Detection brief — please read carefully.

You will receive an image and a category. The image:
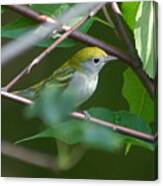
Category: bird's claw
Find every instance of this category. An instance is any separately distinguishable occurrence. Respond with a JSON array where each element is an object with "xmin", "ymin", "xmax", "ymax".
[{"xmin": 82, "ymin": 110, "xmax": 91, "ymax": 120}]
